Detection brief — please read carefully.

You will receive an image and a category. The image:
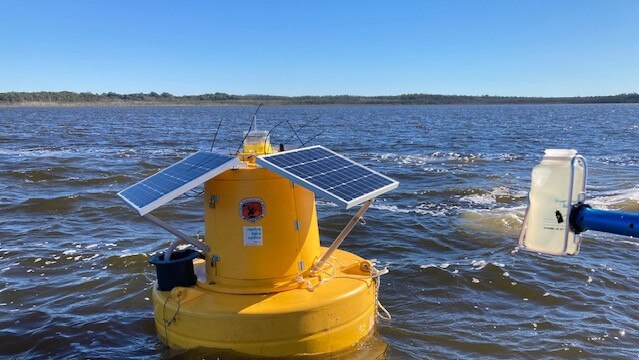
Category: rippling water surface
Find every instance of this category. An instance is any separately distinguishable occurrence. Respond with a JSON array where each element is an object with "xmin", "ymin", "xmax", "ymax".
[{"xmin": 1, "ymin": 105, "xmax": 638, "ymax": 359}]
